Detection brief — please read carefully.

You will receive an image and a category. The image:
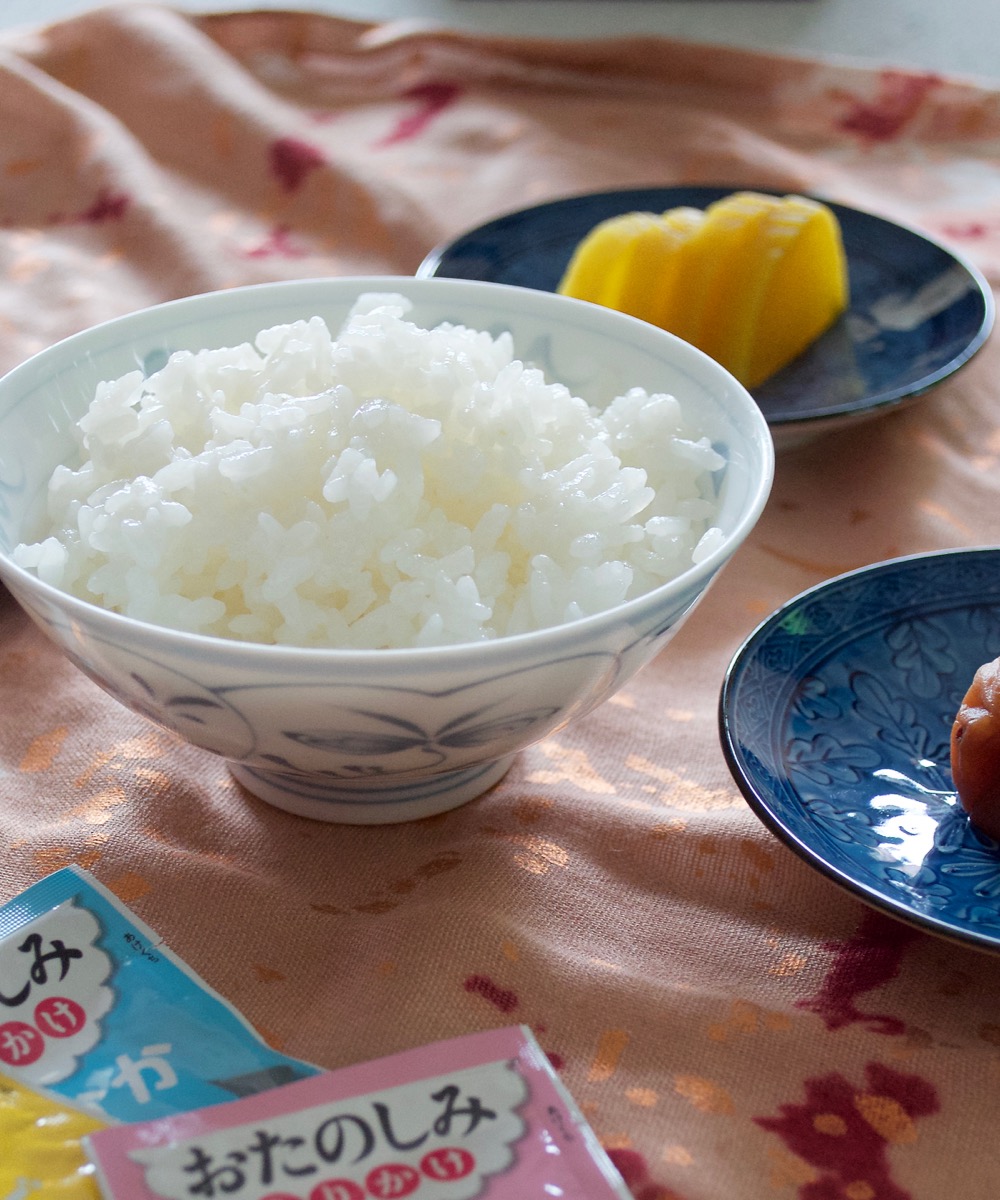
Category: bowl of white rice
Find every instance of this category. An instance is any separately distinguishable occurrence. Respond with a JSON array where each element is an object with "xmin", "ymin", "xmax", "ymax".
[{"xmin": 0, "ymin": 277, "xmax": 773, "ymax": 823}]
